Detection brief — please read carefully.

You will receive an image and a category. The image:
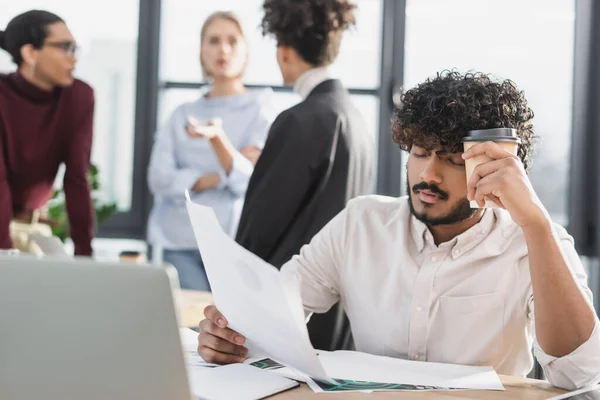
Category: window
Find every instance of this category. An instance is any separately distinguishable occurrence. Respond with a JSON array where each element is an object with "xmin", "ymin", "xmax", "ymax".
[
  {"xmin": 0, "ymin": 1, "xmax": 140, "ymax": 212},
  {"xmin": 403, "ymin": 0, "xmax": 576, "ymax": 224},
  {"xmin": 160, "ymin": 0, "xmax": 382, "ymax": 88},
  {"xmin": 159, "ymin": 0, "xmax": 382, "ymax": 186}
]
